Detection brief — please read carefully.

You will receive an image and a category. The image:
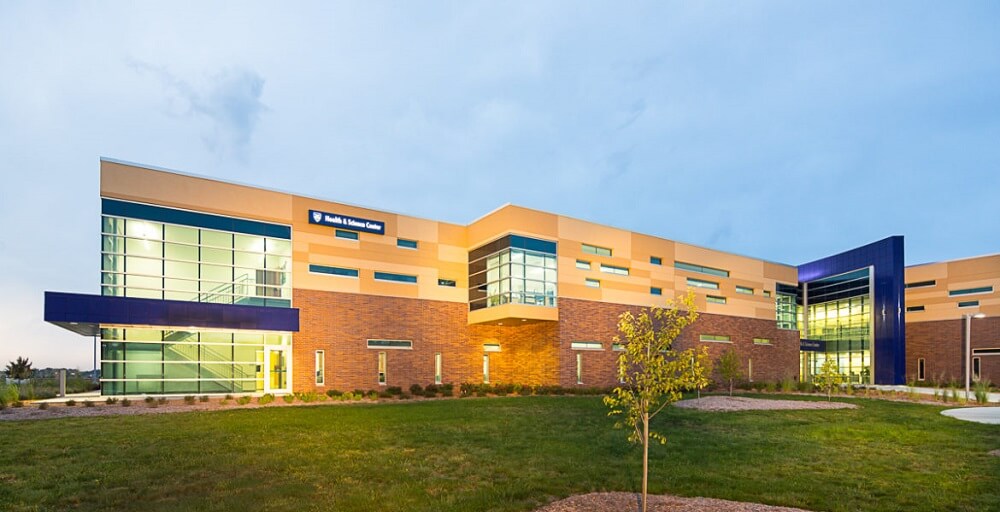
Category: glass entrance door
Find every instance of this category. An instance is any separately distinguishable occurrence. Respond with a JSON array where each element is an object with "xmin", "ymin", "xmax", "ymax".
[{"xmin": 264, "ymin": 347, "xmax": 290, "ymax": 394}]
